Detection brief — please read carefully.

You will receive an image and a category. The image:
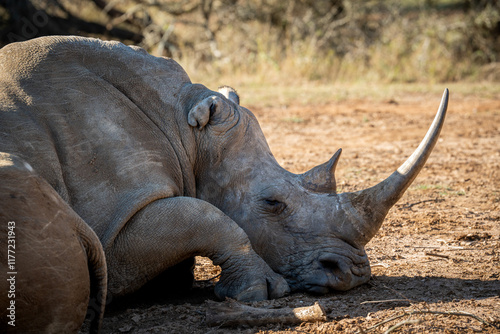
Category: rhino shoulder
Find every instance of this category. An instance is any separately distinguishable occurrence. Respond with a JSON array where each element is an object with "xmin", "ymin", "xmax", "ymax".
[{"xmin": 0, "ymin": 35, "xmax": 191, "ymax": 87}]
